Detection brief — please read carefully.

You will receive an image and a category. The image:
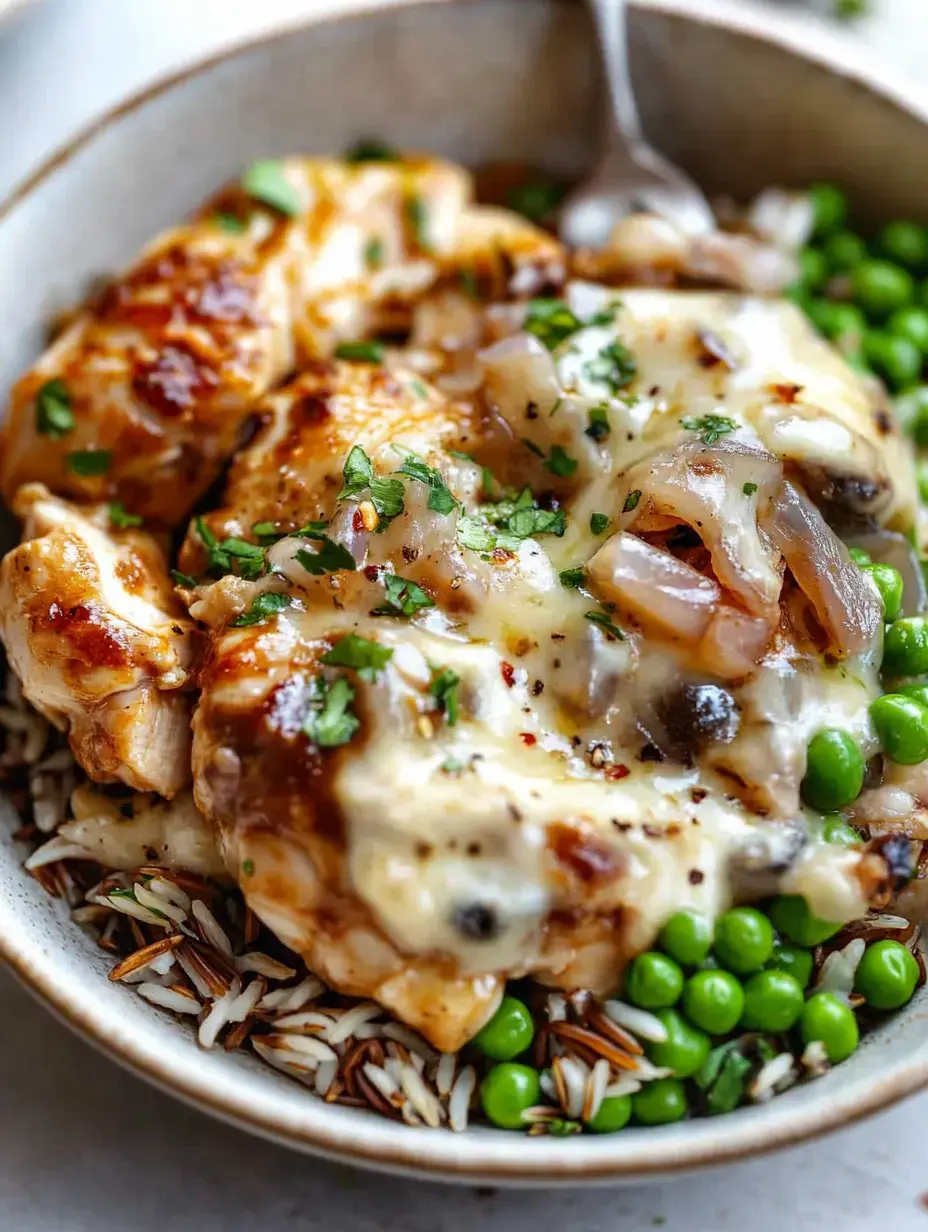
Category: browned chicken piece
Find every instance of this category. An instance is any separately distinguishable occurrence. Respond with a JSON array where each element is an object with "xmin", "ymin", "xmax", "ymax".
[{"xmin": 0, "ymin": 484, "xmax": 198, "ymax": 796}]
